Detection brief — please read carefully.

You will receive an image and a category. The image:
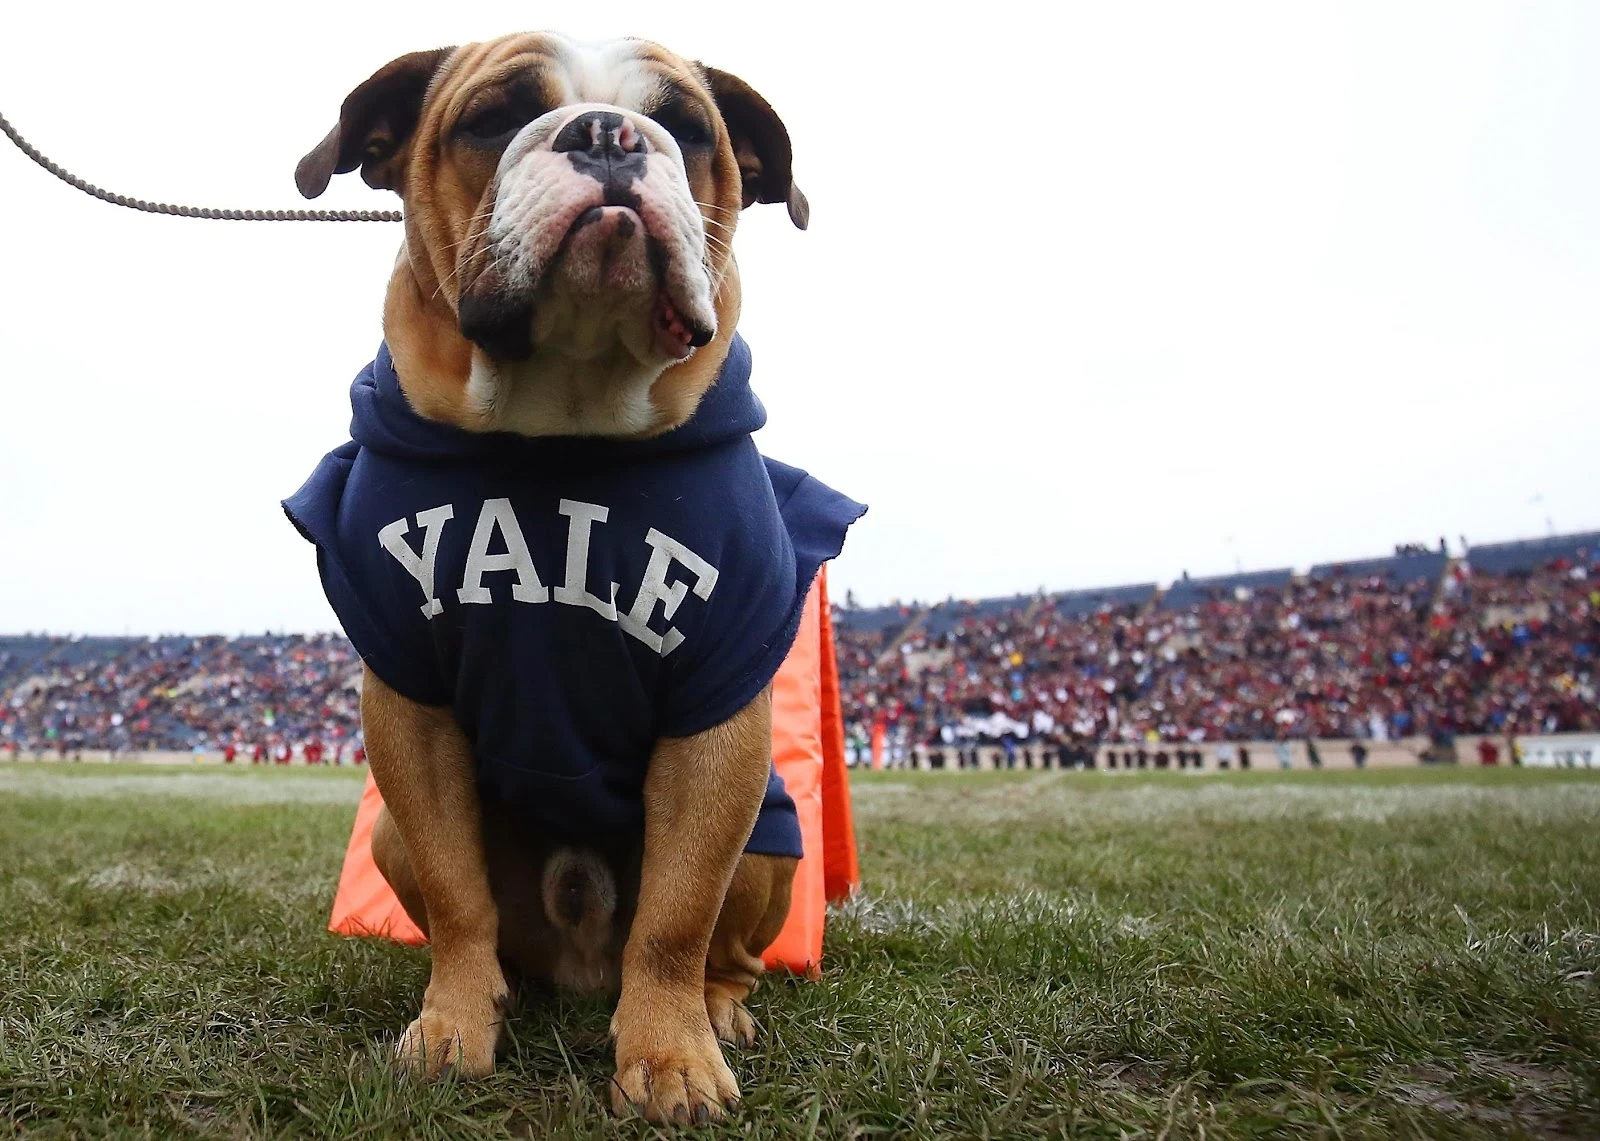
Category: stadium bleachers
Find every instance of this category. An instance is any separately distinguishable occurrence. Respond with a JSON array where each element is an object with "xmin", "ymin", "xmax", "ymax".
[
  {"xmin": 1053, "ymin": 583, "xmax": 1159, "ymax": 617},
  {"xmin": 921, "ymin": 593, "xmax": 1035, "ymax": 637},
  {"xmin": 1157, "ymin": 568, "xmax": 1295, "ymax": 611},
  {"xmin": 834, "ymin": 604, "xmax": 918, "ymax": 636},
  {"xmin": 1308, "ymin": 551, "xmax": 1449, "ymax": 586},
  {"xmin": 1466, "ymin": 532, "xmax": 1600, "ymax": 576},
  {"xmin": 835, "ymin": 585, "xmax": 1159, "ymax": 637}
]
